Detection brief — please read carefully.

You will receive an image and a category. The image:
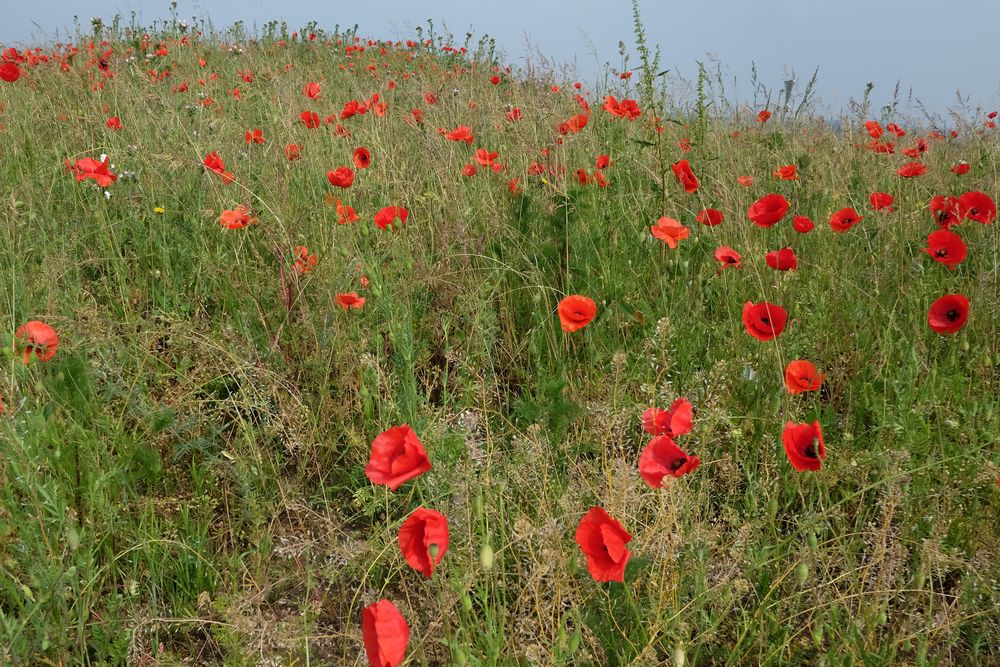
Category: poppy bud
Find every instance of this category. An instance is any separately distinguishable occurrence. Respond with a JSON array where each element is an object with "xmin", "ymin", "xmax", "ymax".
[
  {"xmin": 452, "ymin": 645, "xmax": 468, "ymax": 665},
  {"xmin": 766, "ymin": 497, "xmax": 778, "ymax": 518},
  {"xmin": 961, "ymin": 338, "xmax": 970, "ymax": 352},
  {"xmin": 795, "ymin": 561, "xmax": 809, "ymax": 585},
  {"xmin": 472, "ymin": 494, "xmax": 483, "ymax": 519},
  {"xmin": 461, "ymin": 593, "xmax": 473, "ymax": 612},
  {"xmin": 673, "ymin": 643, "xmax": 686, "ymax": 667},
  {"xmin": 812, "ymin": 625, "xmax": 824, "ymax": 644},
  {"xmin": 807, "ymin": 531, "xmax": 818, "ymax": 549},
  {"xmin": 568, "ymin": 632, "xmax": 581, "ymax": 655},
  {"xmin": 480, "ymin": 542, "xmax": 494, "ymax": 570}
]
